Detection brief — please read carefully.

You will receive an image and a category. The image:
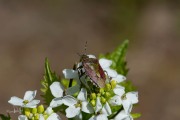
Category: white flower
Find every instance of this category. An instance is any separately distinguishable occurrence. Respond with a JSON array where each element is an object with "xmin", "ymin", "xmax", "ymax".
[
  {"xmin": 109, "ymin": 86, "xmax": 138, "ymax": 113},
  {"xmin": 114, "ymin": 110, "xmax": 133, "ymax": 120},
  {"xmin": 99, "ymin": 58, "xmax": 126, "ymax": 83},
  {"xmin": 8, "ymin": 90, "xmax": 40, "ymax": 108},
  {"xmin": 89, "ymin": 97, "xmax": 112, "ymax": 120},
  {"xmin": 63, "ymin": 88, "xmax": 94, "ymax": 118},
  {"xmin": 49, "ymin": 82, "xmax": 64, "ymax": 108}
]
